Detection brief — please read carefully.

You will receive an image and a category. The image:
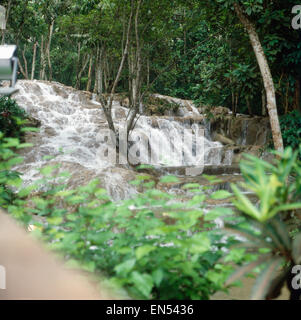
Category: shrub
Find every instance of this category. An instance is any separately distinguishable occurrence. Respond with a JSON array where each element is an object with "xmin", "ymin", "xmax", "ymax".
[
  {"xmin": 0, "ymin": 96, "xmax": 27, "ymax": 138},
  {"xmin": 10, "ymin": 170, "xmax": 234, "ymax": 299},
  {"xmin": 280, "ymin": 110, "xmax": 301, "ymax": 157}
]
